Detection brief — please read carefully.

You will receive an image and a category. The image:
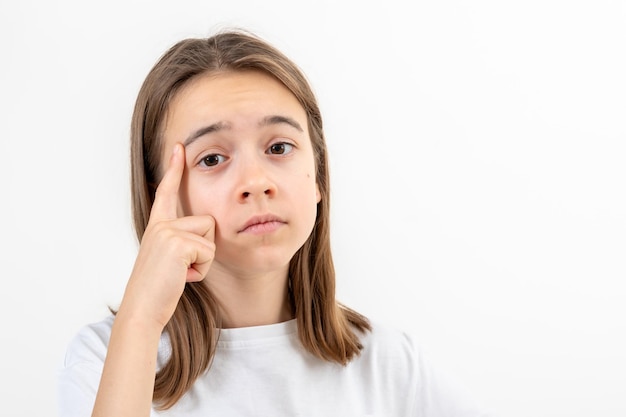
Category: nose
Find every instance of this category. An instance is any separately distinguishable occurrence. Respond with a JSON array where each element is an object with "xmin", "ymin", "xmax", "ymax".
[{"xmin": 235, "ymin": 158, "xmax": 277, "ymax": 203}]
